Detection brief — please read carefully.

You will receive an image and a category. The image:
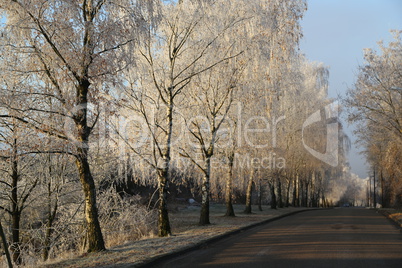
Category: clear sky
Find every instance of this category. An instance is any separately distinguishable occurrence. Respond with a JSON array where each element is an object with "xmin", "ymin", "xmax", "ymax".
[{"xmin": 300, "ymin": 0, "xmax": 402, "ymax": 178}]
